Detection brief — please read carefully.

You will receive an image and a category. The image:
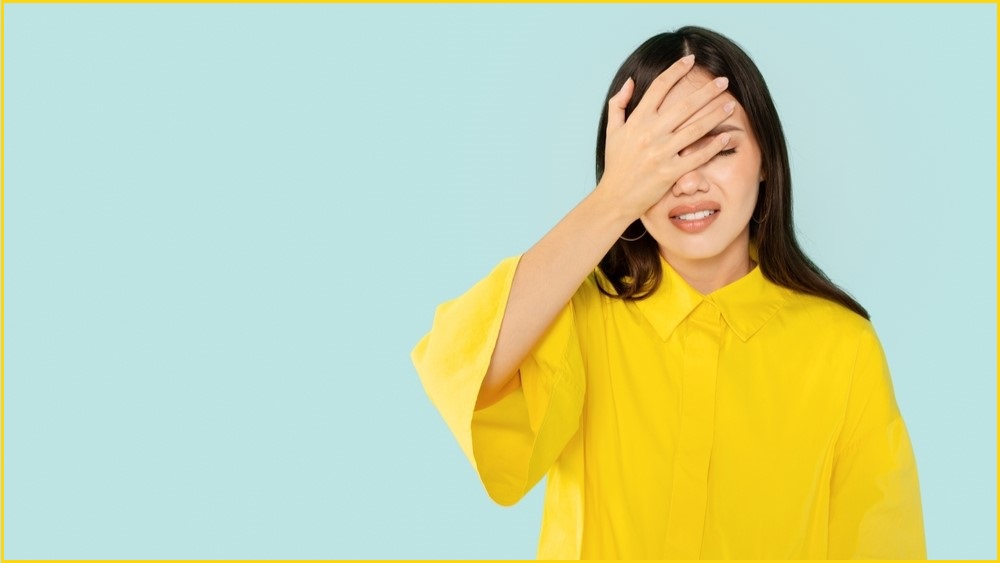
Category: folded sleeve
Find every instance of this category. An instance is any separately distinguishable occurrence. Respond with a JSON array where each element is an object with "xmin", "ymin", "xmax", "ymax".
[
  {"xmin": 411, "ymin": 254, "xmax": 587, "ymax": 506},
  {"xmin": 828, "ymin": 324, "xmax": 927, "ymax": 559}
]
